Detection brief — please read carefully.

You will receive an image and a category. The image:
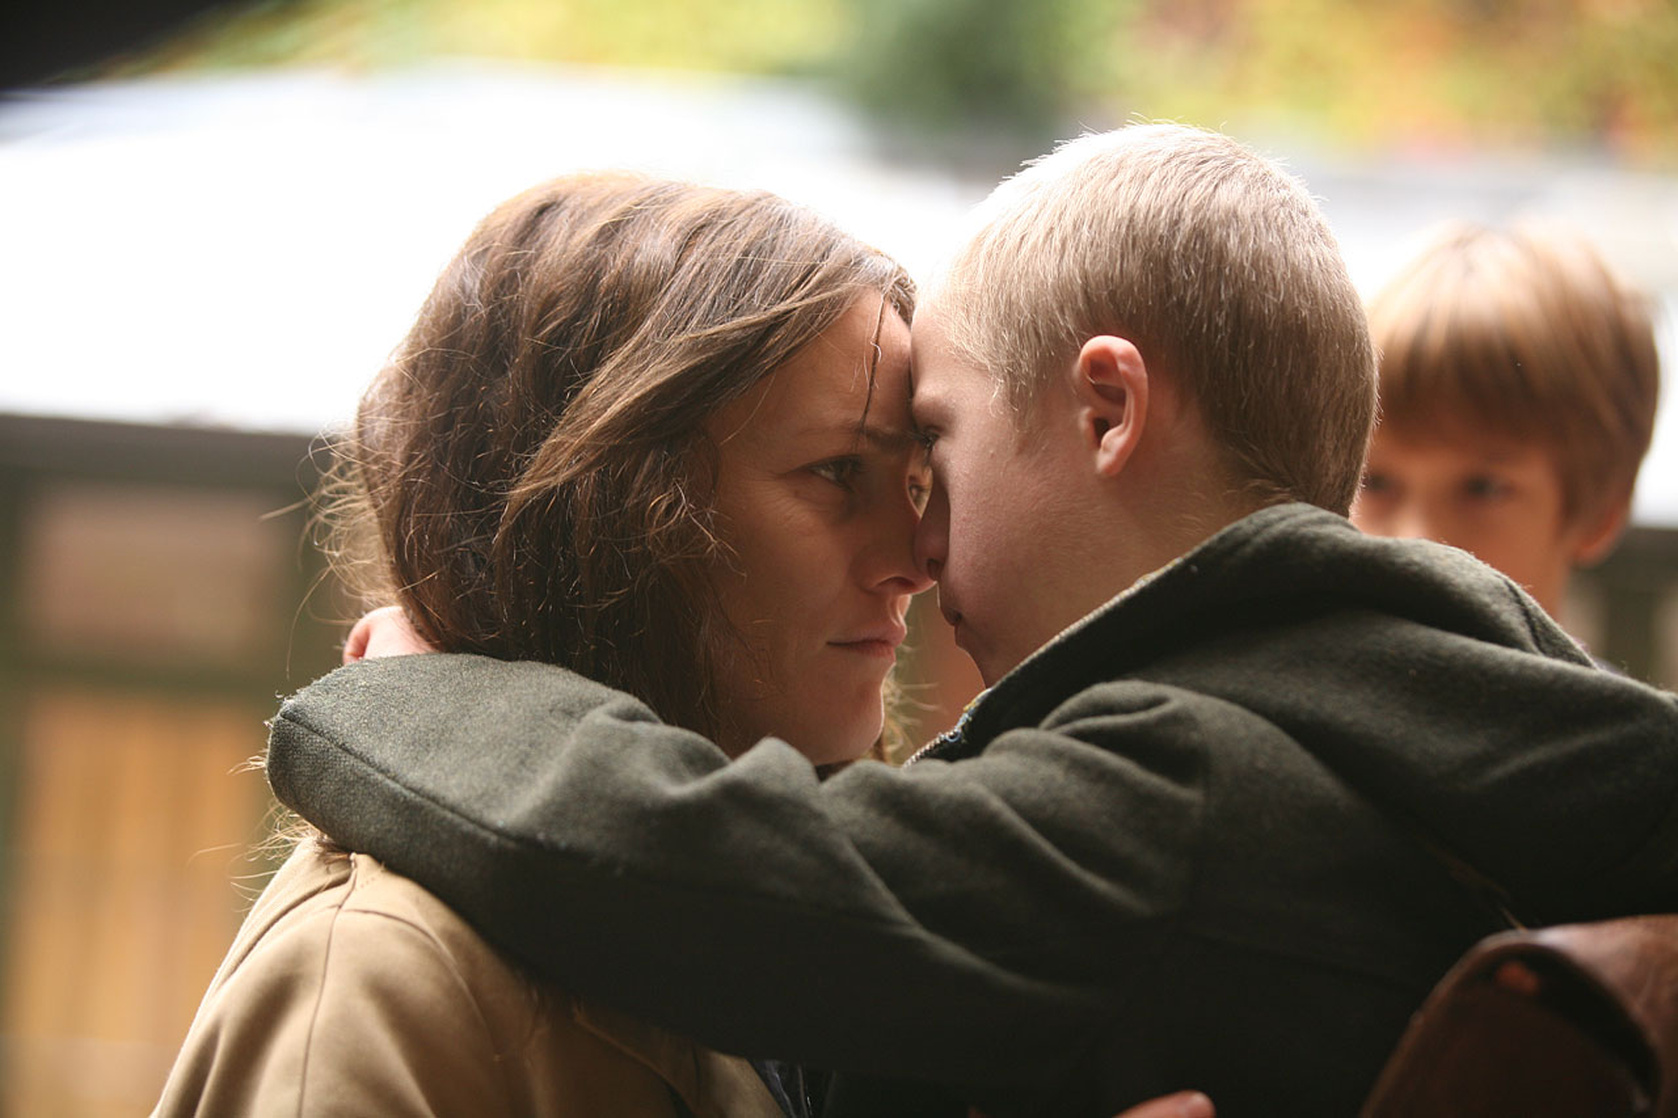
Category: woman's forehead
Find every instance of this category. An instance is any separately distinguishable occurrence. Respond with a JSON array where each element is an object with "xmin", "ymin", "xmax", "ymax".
[{"xmin": 710, "ymin": 298, "xmax": 911, "ymax": 443}]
